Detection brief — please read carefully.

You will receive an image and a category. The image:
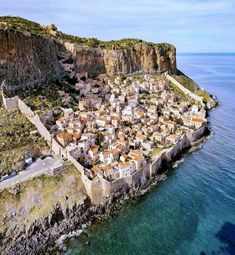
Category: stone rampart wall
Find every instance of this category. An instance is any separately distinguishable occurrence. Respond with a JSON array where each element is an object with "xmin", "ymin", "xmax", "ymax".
[
  {"xmin": 186, "ymin": 126, "xmax": 206, "ymax": 142},
  {"xmin": 166, "ymin": 74, "xmax": 204, "ymax": 105},
  {"xmin": 131, "ymin": 168, "xmax": 145, "ymax": 186},
  {"xmin": 18, "ymin": 98, "xmax": 52, "ymax": 144},
  {"xmin": 149, "ymin": 152, "xmax": 166, "ymax": 177},
  {"xmin": 101, "ymin": 178, "xmax": 124, "ymax": 197},
  {"xmin": 2, "ymin": 94, "xmax": 18, "ymax": 111},
  {"xmin": 150, "ymin": 126, "xmax": 207, "ymax": 176}
]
